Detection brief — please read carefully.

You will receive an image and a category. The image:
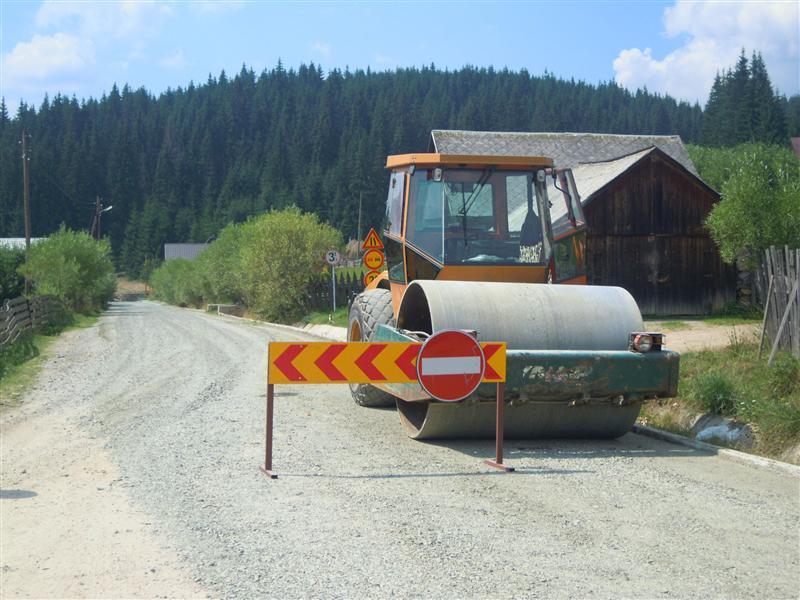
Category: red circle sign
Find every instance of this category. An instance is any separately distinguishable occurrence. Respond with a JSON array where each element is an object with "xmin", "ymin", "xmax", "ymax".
[{"xmin": 417, "ymin": 330, "xmax": 485, "ymax": 402}]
